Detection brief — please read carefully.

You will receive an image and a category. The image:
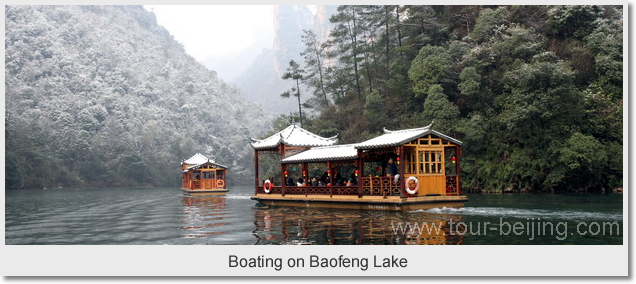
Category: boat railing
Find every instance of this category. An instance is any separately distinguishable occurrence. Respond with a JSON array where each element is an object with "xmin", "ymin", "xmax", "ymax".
[
  {"xmin": 257, "ymin": 185, "xmax": 359, "ymax": 195},
  {"xmin": 256, "ymin": 176, "xmax": 402, "ymax": 197},
  {"xmin": 183, "ymin": 179, "xmax": 200, "ymax": 189},
  {"xmin": 361, "ymin": 176, "xmax": 401, "ymax": 196},
  {"xmin": 446, "ymin": 175, "xmax": 459, "ymax": 195},
  {"xmin": 257, "ymin": 176, "xmax": 459, "ymax": 196}
]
